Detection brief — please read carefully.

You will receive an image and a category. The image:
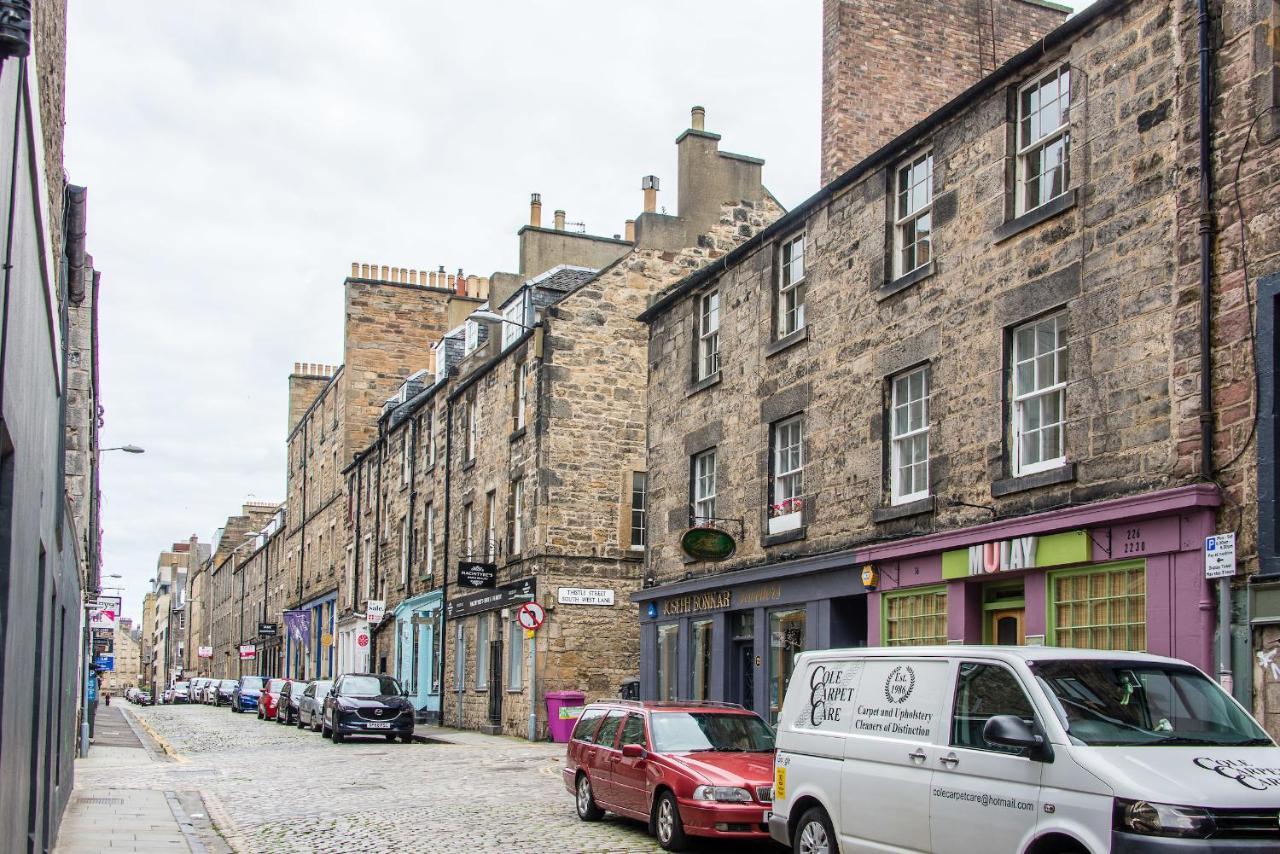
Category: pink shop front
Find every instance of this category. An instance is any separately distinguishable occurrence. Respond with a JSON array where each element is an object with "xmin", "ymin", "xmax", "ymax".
[{"xmin": 861, "ymin": 485, "xmax": 1220, "ymax": 673}]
